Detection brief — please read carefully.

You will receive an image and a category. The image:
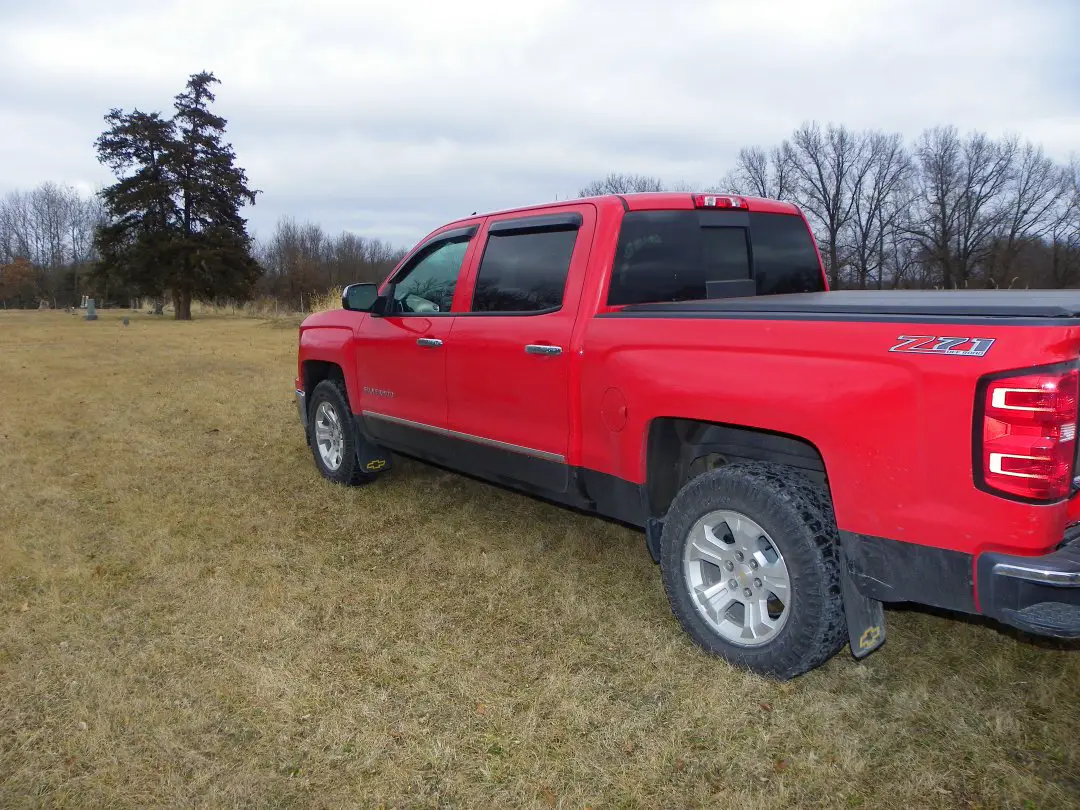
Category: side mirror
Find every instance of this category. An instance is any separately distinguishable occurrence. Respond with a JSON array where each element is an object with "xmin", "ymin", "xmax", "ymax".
[
  {"xmin": 342, "ymin": 283, "xmax": 378, "ymax": 312},
  {"xmin": 370, "ymin": 283, "xmax": 397, "ymax": 317}
]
